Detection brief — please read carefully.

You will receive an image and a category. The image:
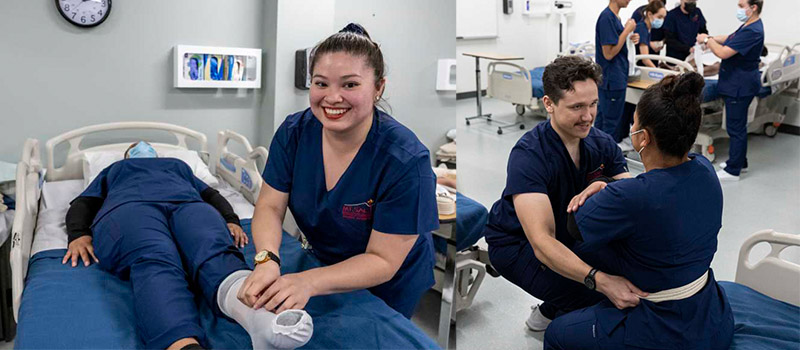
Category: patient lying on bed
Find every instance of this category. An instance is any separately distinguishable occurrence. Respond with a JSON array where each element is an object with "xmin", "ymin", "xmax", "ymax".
[{"xmin": 64, "ymin": 141, "xmax": 313, "ymax": 350}]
